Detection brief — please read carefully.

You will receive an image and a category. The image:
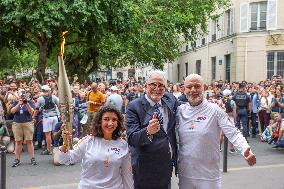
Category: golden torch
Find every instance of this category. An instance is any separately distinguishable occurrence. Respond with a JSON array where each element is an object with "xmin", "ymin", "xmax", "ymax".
[{"xmin": 57, "ymin": 31, "xmax": 74, "ymax": 149}]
